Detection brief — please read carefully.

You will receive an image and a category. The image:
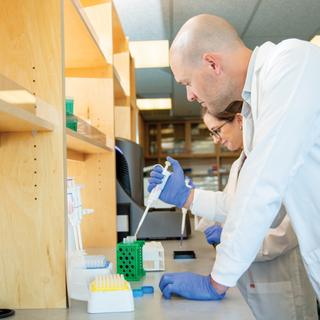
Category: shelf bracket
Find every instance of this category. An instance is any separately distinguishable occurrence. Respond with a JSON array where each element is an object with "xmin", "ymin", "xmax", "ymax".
[{"xmin": 32, "ymin": 129, "xmax": 37, "ymax": 138}]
